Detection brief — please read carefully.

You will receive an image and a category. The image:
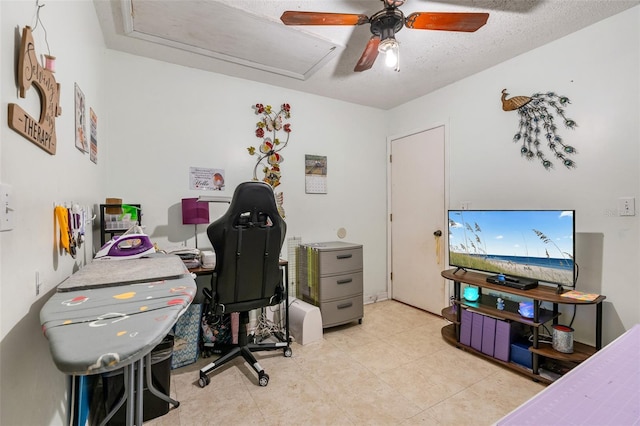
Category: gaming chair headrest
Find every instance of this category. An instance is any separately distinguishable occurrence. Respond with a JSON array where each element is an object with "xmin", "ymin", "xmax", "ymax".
[
  {"xmin": 226, "ymin": 181, "xmax": 280, "ymax": 222},
  {"xmin": 207, "ymin": 181, "xmax": 286, "ymax": 250}
]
